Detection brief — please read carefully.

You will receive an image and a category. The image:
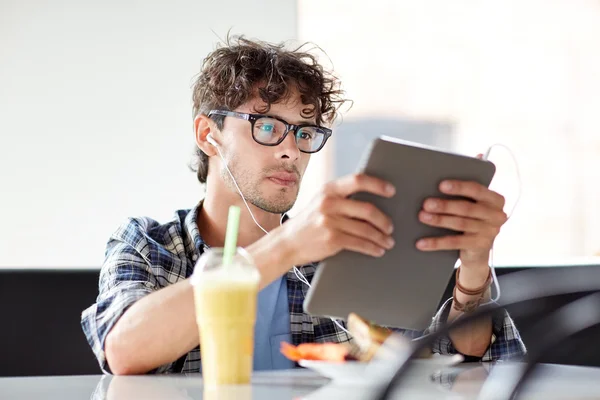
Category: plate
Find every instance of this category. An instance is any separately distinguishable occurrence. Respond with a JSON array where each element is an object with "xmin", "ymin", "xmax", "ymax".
[{"xmin": 298, "ymin": 354, "xmax": 463, "ymax": 385}]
